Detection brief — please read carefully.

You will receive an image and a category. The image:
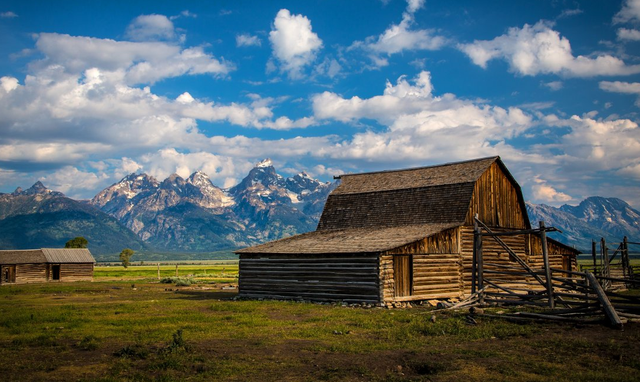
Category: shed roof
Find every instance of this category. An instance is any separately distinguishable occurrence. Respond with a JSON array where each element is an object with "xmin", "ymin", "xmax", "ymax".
[
  {"xmin": 236, "ymin": 223, "xmax": 459, "ymax": 254},
  {"xmin": 0, "ymin": 248, "xmax": 95, "ymax": 264},
  {"xmin": 0, "ymin": 249, "xmax": 47, "ymax": 265},
  {"xmin": 42, "ymin": 248, "xmax": 95, "ymax": 263}
]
